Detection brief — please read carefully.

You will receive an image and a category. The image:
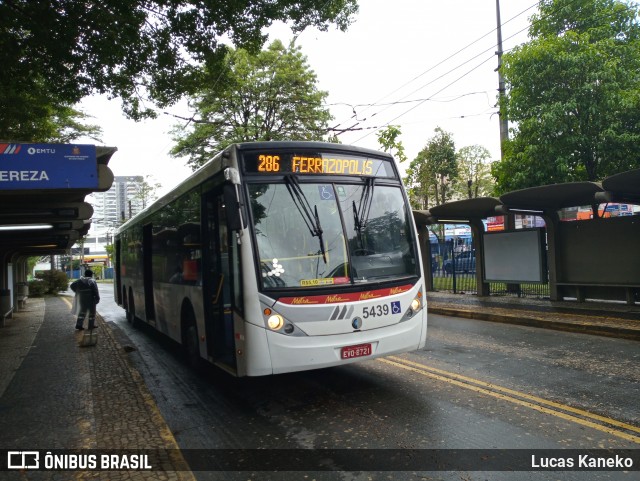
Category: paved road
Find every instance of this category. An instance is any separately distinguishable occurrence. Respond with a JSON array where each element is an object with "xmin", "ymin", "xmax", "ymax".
[{"xmin": 96, "ymin": 283, "xmax": 640, "ymax": 480}]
